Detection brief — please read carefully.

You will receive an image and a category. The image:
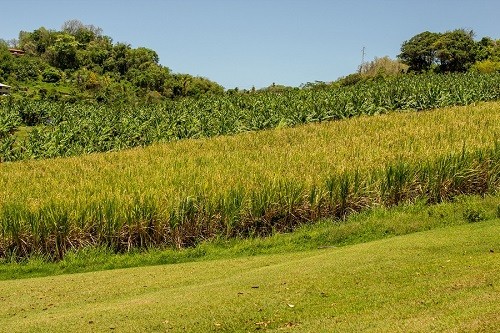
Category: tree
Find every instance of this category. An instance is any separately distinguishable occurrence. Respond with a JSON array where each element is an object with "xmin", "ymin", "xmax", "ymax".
[
  {"xmin": 433, "ymin": 29, "xmax": 476, "ymax": 72},
  {"xmin": 1, "ymin": 22, "xmax": 225, "ymax": 102},
  {"xmin": 103, "ymin": 43, "xmax": 131, "ymax": 75},
  {"xmin": 0, "ymin": 44, "xmax": 13, "ymax": 81},
  {"xmin": 87, "ymin": 37, "xmax": 113, "ymax": 66},
  {"xmin": 398, "ymin": 31, "xmax": 441, "ymax": 72},
  {"xmin": 19, "ymin": 27, "xmax": 57, "ymax": 56},
  {"xmin": 399, "ymin": 29, "xmax": 483, "ymax": 73},
  {"xmin": 76, "ymin": 37, "xmax": 113, "ymax": 72},
  {"xmin": 62, "ymin": 19, "xmax": 102, "ymax": 44},
  {"xmin": 61, "ymin": 19, "xmax": 87, "ymax": 35},
  {"xmin": 10, "ymin": 56, "xmax": 46, "ymax": 82},
  {"xmin": 475, "ymin": 37, "xmax": 500, "ymax": 62},
  {"xmin": 47, "ymin": 33, "xmax": 79, "ymax": 69},
  {"xmin": 126, "ymin": 62, "xmax": 170, "ymax": 91},
  {"xmin": 42, "ymin": 67, "xmax": 62, "ymax": 83},
  {"xmin": 126, "ymin": 47, "xmax": 159, "ymax": 69}
]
